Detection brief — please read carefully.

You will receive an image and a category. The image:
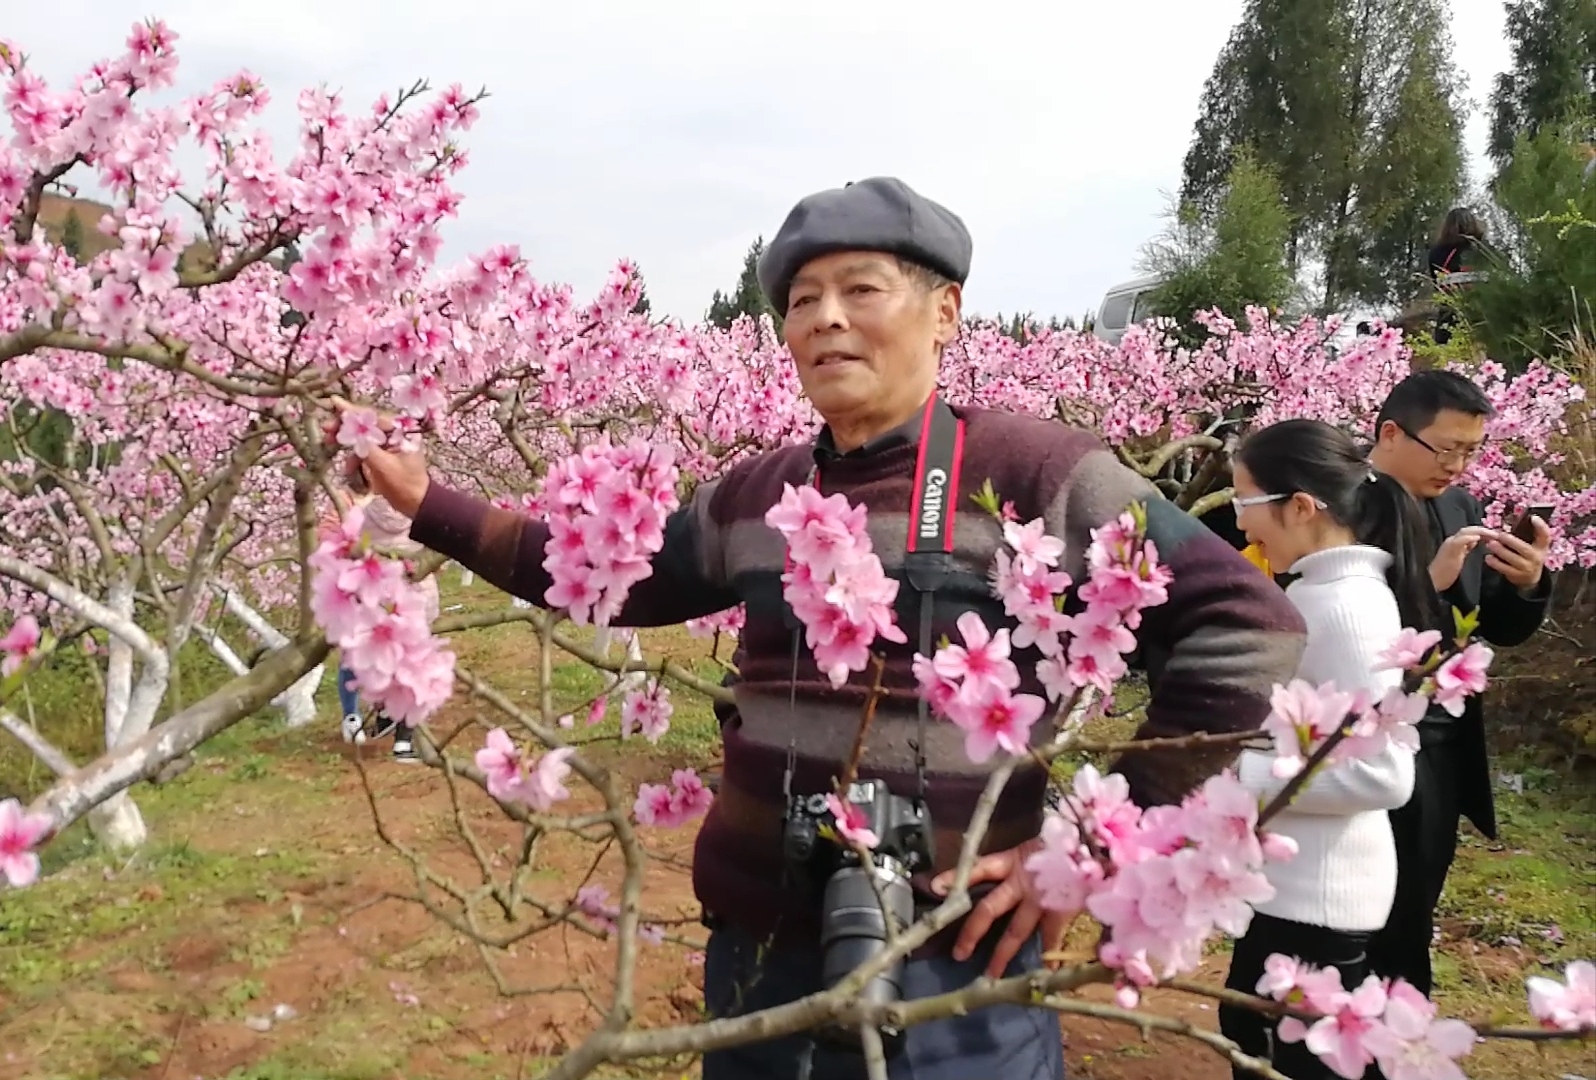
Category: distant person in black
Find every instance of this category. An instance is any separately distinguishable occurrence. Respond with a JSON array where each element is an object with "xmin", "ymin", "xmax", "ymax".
[
  {"xmin": 1426, "ymin": 207, "xmax": 1488, "ymax": 345},
  {"xmin": 1365, "ymin": 370, "xmax": 1553, "ymax": 999}
]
